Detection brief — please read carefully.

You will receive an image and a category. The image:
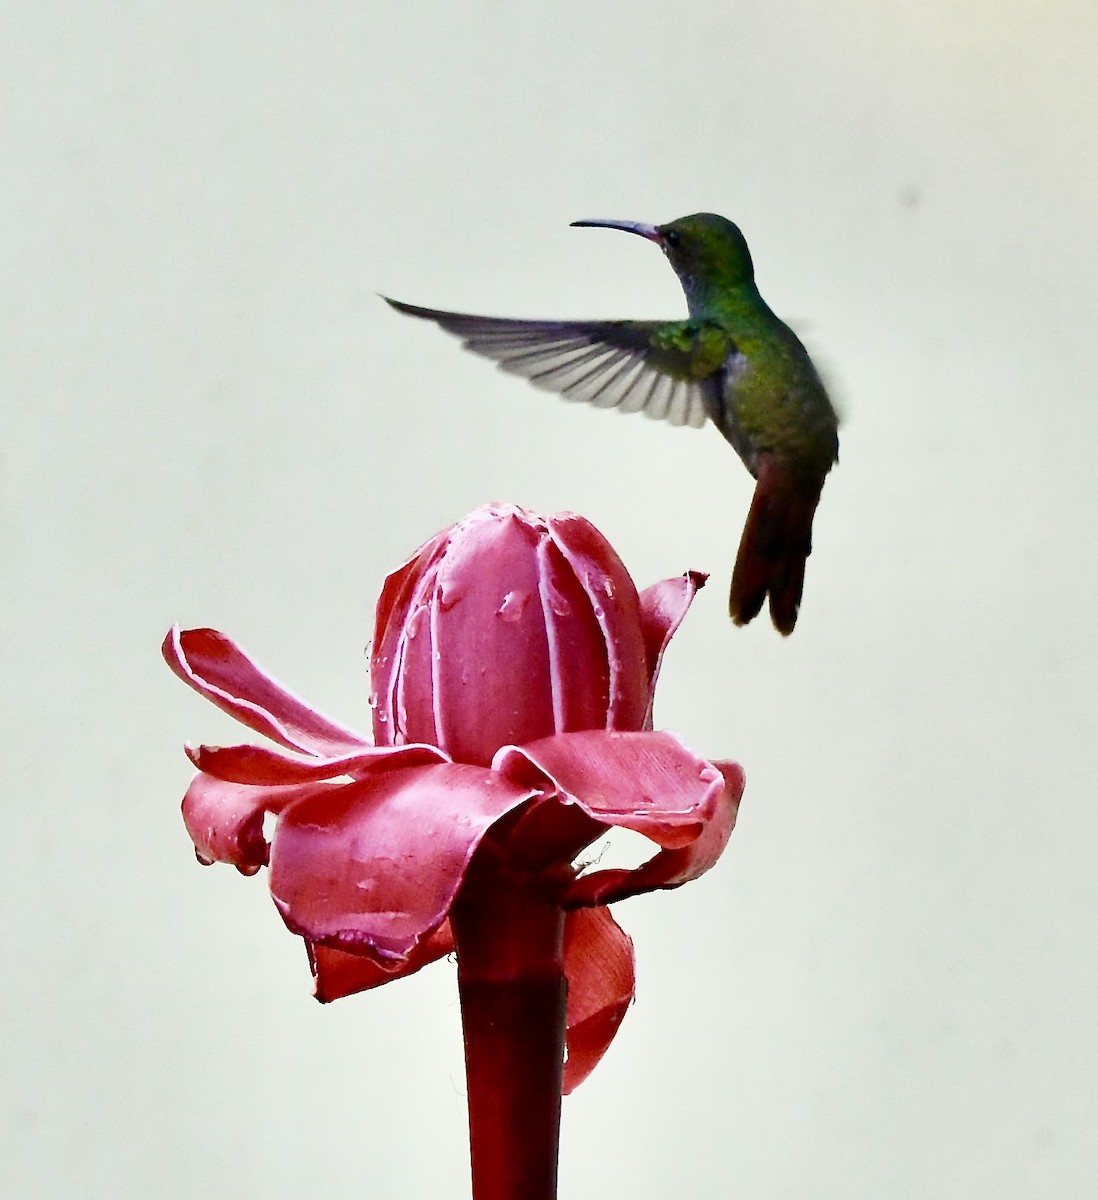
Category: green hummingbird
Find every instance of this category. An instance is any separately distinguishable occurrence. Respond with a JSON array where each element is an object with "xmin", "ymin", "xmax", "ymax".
[{"xmin": 385, "ymin": 212, "xmax": 839, "ymax": 635}]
